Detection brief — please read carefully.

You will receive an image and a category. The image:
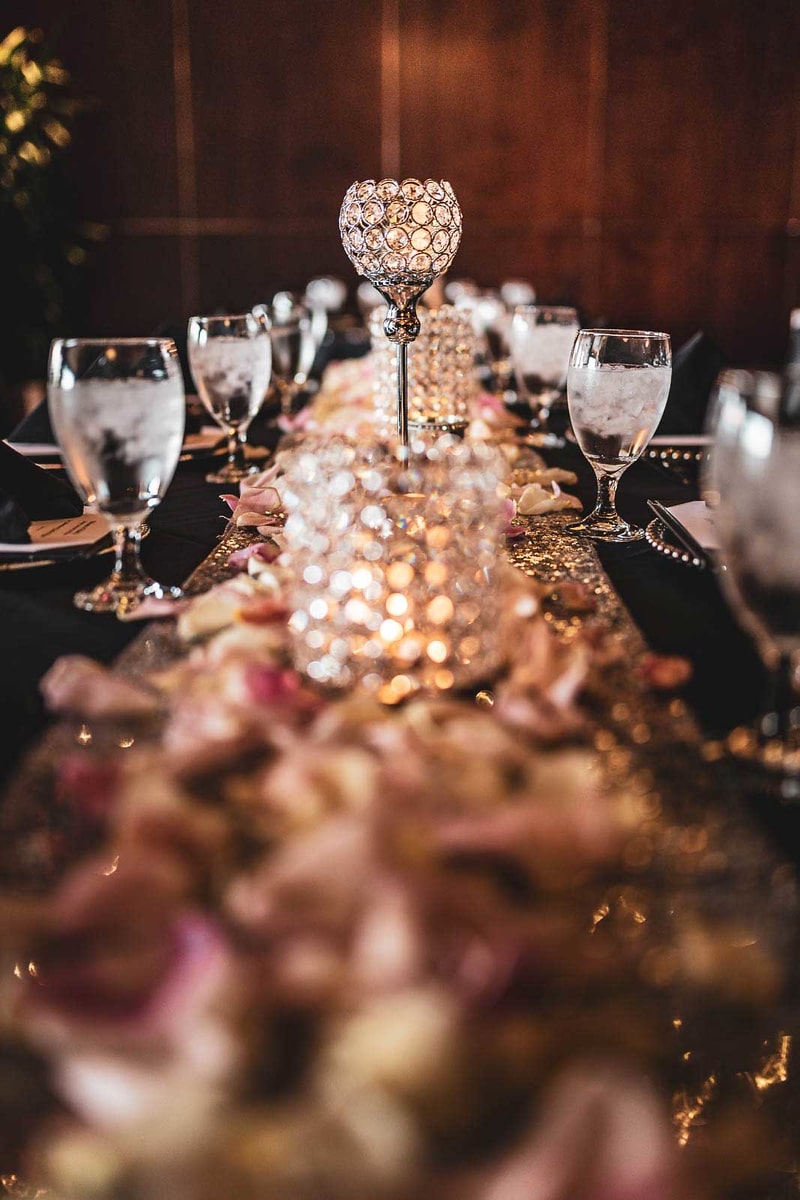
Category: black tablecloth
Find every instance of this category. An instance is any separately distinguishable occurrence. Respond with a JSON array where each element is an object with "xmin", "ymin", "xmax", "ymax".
[
  {"xmin": 550, "ymin": 442, "xmax": 767, "ymax": 733},
  {"xmin": 0, "ymin": 460, "xmax": 228, "ymax": 782}
]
